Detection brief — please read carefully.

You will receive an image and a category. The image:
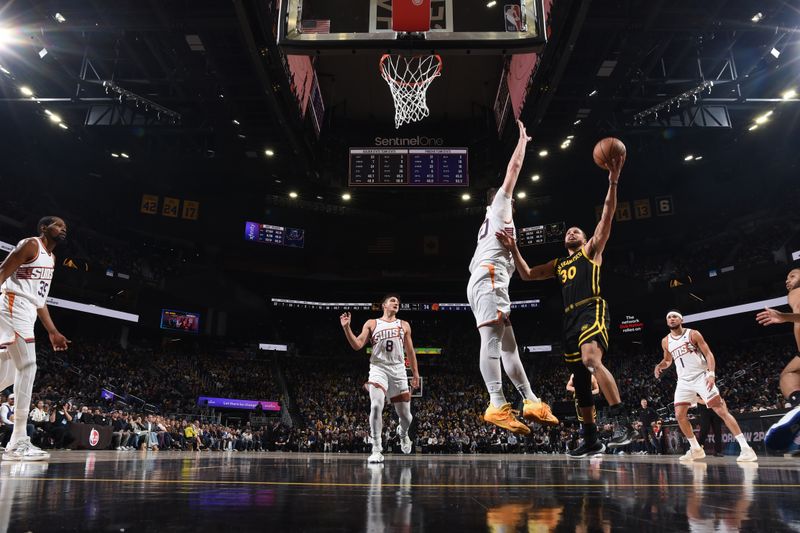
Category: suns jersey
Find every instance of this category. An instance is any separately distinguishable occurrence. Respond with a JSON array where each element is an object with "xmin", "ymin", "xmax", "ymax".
[
  {"xmin": 1, "ymin": 238, "xmax": 55, "ymax": 308},
  {"xmin": 667, "ymin": 328, "xmax": 708, "ymax": 381},
  {"xmin": 370, "ymin": 319, "xmax": 406, "ymax": 366},
  {"xmin": 468, "ymin": 191, "xmax": 516, "ymax": 277}
]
